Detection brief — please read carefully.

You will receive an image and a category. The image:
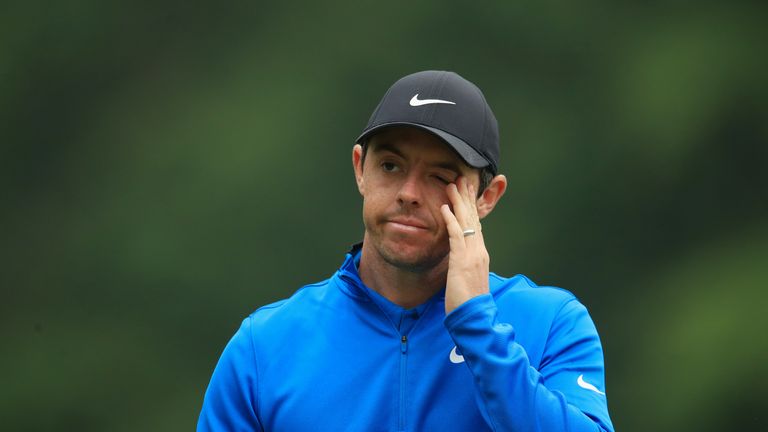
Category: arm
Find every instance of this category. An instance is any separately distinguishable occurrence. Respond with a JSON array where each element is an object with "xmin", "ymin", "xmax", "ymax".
[
  {"xmin": 439, "ymin": 177, "xmax": 612, "ymax": 431},
  {"xmin": 197, "ymin": 317, "xmax": 263, "ymax": 432},
  {"xmin": 444, "ymin": 293, "xmax": 613, "ymax": 432}
]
